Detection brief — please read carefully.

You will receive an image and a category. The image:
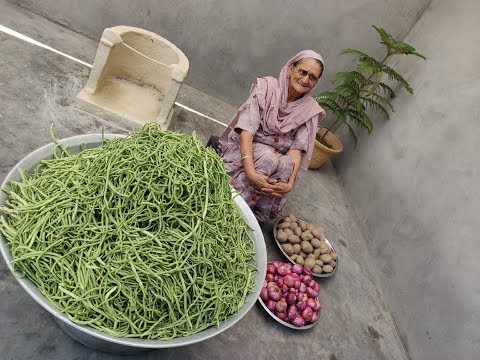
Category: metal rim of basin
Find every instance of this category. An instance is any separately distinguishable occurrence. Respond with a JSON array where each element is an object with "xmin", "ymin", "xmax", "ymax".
[{"xmin": 0, "ymin": 133, "xmax": 267, "ymax": 349}]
